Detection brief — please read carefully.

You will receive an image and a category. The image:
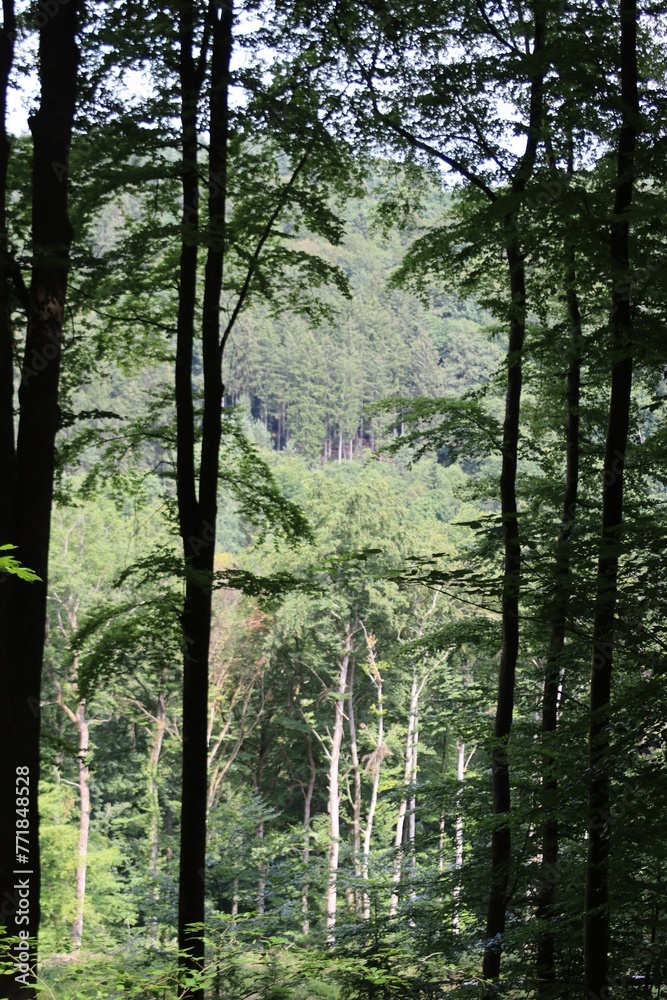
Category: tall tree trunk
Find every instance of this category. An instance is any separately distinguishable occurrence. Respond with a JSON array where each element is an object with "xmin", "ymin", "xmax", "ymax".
[
  {"xmin": 325, "ymin": 628, "xmax": 352, "ymax": 943},
  {"xmin": 301, "ymin": 735, "xmax": 316, "ymax": 935},
  {"xmin": 176, "ymin": 2, "xmax": 232, "ymax": 995},
  {"xmin": 536, "ymin": 230, "xmax": 582, "ymax": 993},
  {"xmin": 390, "ymin": 667, "xmax": 419, "ymax": 918},
  {"xmin": 584, "ymin": 2, "xmax": 638, "ymax": 994},
  {"xmin": 453, "ymin": 742, "xmax": 466, "ymax": 934},
  {"xmin": 347, "ymin": 654, "xmax": 363, "ymax": 916},
  {"xmin": 482, "ymin": 5, "xmax": 545, "ymax": 986},
  {"xmin": 256, "ymin": 822, "xmax": 266, "ymax": 915},
  {"xmin": 408, "ymin": 696, "xmax": 418, "ymax": 907},
  {"xmin": 362, "ymin": 632, "xmax": 384, "ymax": 921},
  {"xmin": 438, "ymin": 733, "xmax": 447, "ymax": 879},
  {"xmin": 0, "ymin": 0, "xmax": 15, "ymax": 550},
  {"xmin": 252, "ymin": 721, "xmax": 271, "ymax": 918},
  {"xmin": 0, "ymin": 4, "xmax": 79, "ymax": 995},
  {"xmin": 71, "ymin": 702, "xmax": 90, "ymax": 952},
  {"xmin": 148, "ymin": 691, "xmax": 167, "ymax": 941}
]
